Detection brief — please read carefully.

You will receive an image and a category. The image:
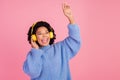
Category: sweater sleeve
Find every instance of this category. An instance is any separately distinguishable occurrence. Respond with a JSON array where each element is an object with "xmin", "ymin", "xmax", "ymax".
[
  {"xmin": 23, "ymin": 48, "xmax": 43, "ymax": 79},
  {"xmin": 60, "ymin": 24, "xmax": 81, "ymax": 60}
]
